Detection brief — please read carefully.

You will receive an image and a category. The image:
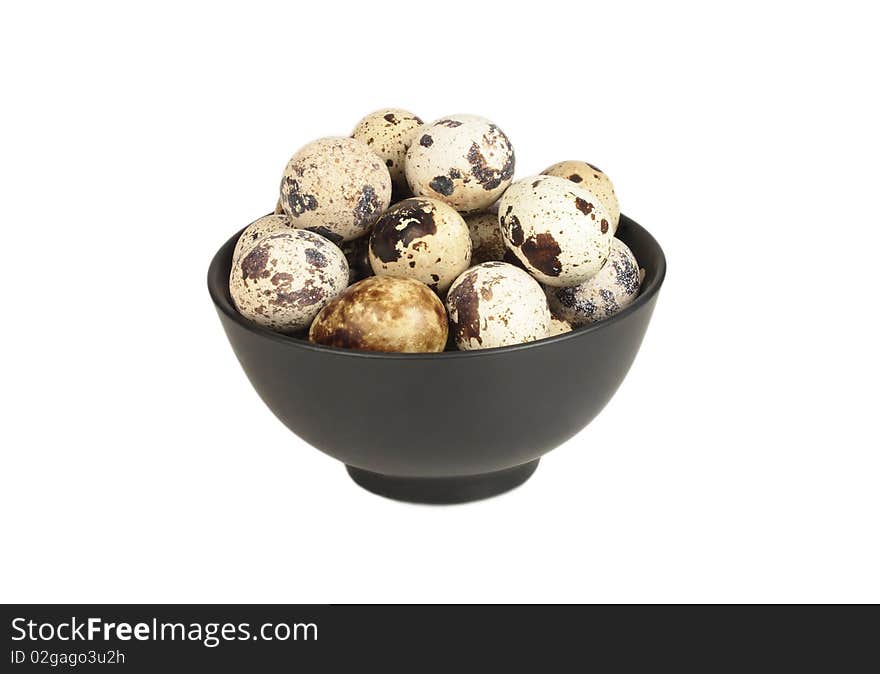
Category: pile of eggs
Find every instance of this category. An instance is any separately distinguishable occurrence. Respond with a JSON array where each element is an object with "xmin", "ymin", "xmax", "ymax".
[{"xmin": 228, "ymin": 110, "xmax": 643, "ymax": 353}]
